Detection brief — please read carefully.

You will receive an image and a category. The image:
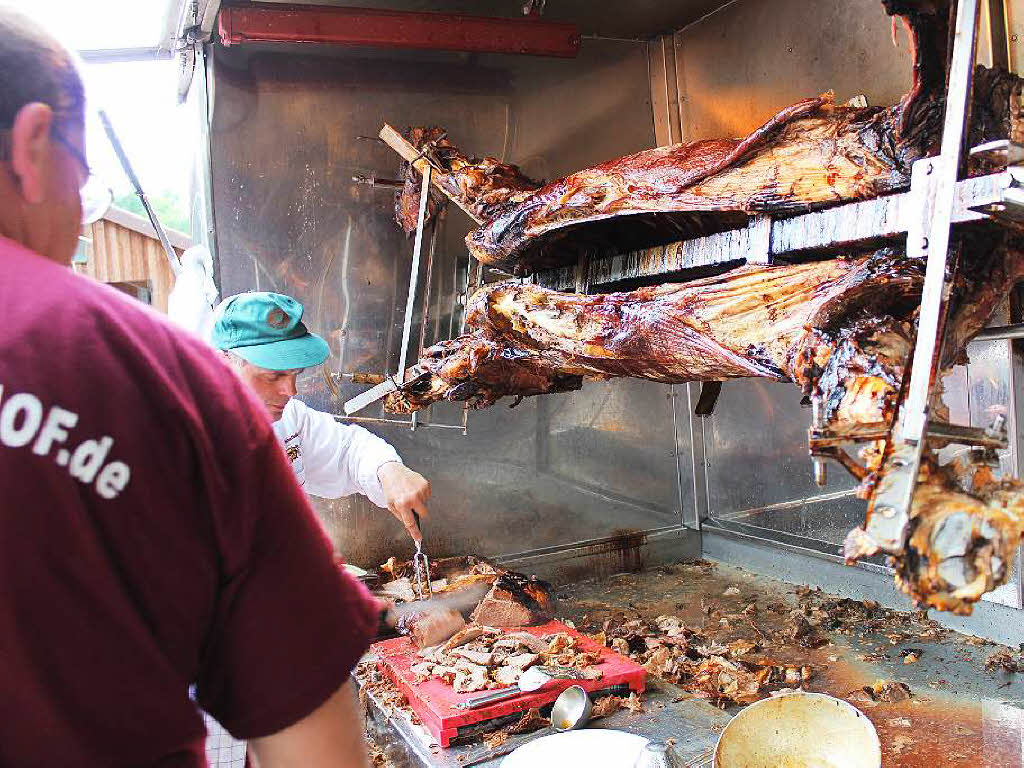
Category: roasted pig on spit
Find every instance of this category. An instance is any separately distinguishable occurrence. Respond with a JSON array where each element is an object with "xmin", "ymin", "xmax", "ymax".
[
  {"xmin": 383, "ymin": 1, "xmax": 1024, "ymax": 613},
  {"xmin": 383, "ymin": 234, "xmax": 1024, "ymax": 613}
]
